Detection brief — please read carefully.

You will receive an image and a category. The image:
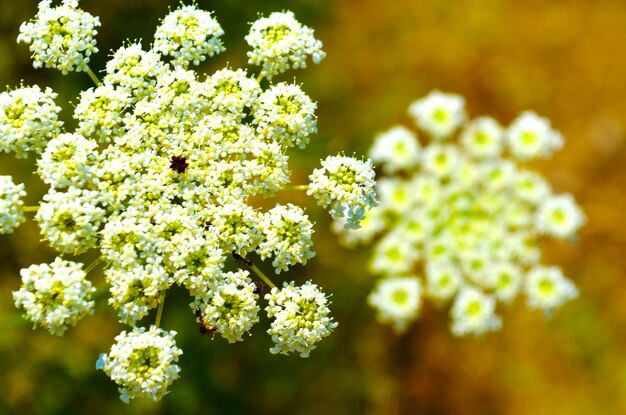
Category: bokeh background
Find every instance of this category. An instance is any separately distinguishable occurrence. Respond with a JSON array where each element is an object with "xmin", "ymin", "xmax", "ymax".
[{"xmin": 0, "ymin": 0, "xmax": 625, "ymax": 414}]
